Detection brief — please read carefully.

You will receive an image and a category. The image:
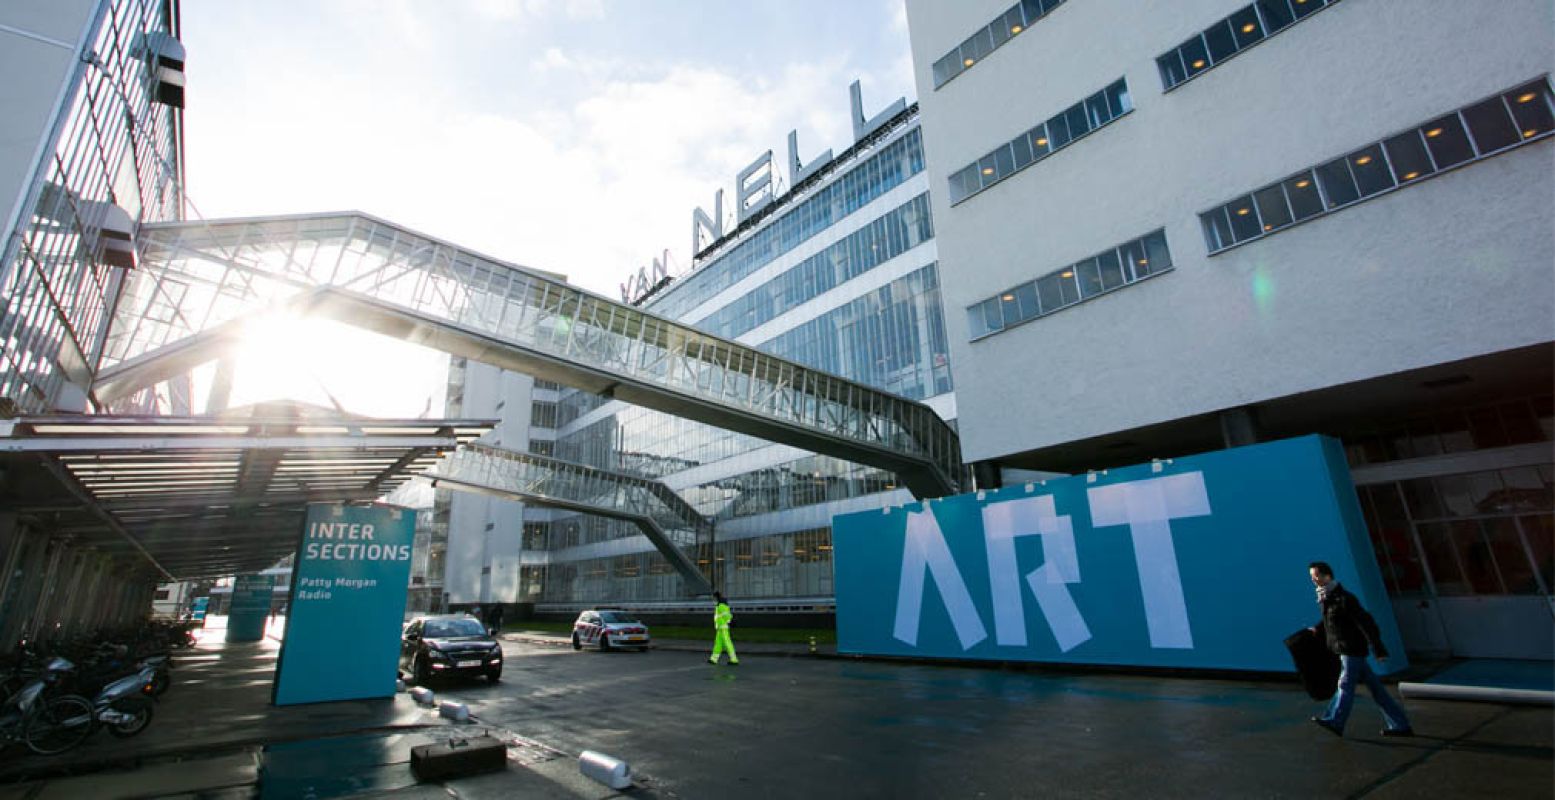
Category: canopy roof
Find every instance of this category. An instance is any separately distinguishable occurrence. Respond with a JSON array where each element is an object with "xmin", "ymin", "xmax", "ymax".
[{"xmin": 0, "ymin": 409, "xmax": 492, "ymax": 579}]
